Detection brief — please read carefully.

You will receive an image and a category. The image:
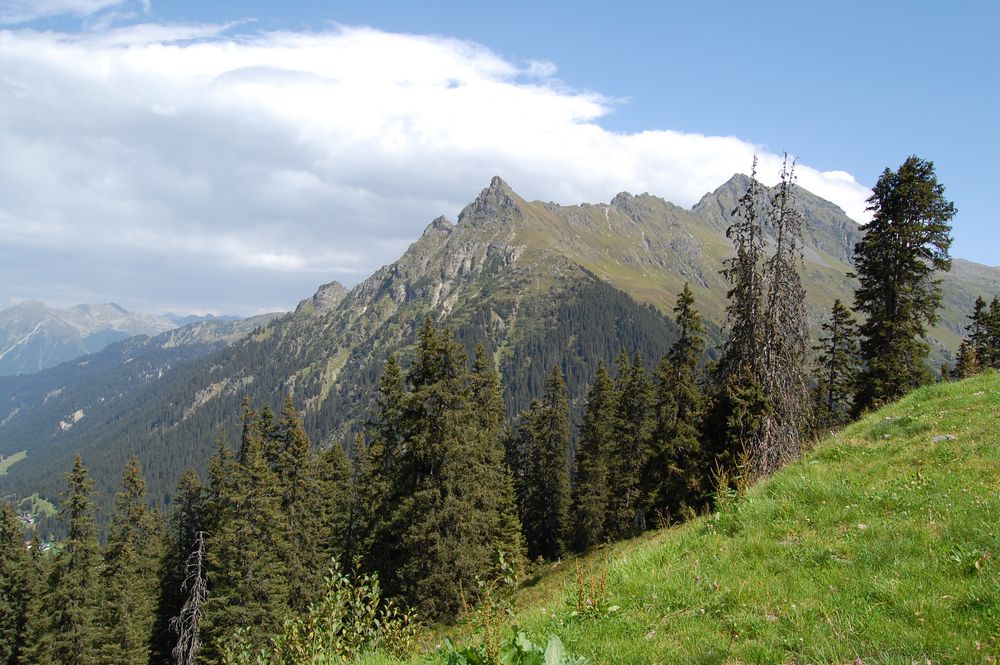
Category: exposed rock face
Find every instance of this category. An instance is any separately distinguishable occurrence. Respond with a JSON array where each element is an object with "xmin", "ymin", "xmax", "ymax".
[{"xmin": 296, "ymin": 281, "xmax": 349, "ymax": 315}]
